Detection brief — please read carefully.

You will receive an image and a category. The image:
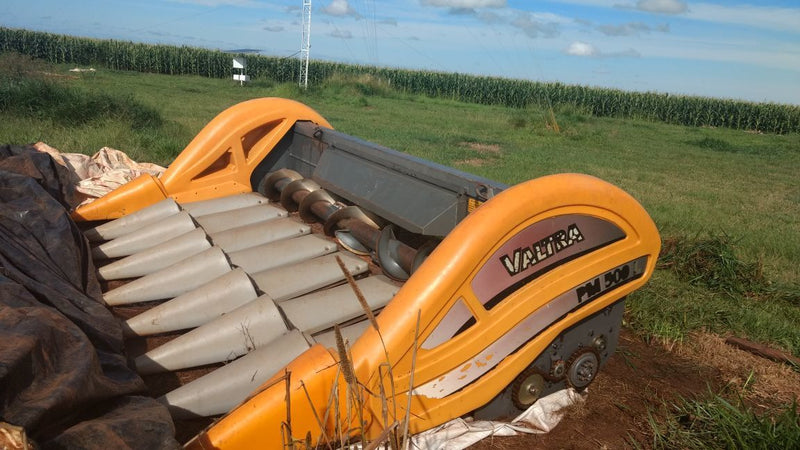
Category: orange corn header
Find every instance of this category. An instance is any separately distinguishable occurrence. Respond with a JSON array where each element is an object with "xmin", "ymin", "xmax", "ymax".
[
  {"xmin": 75, "ymin": 97, "xmax": 659, "ymax": 448},
  {"xmin": 72, "ymin": 98, "xmax": 330, "ymax": 221},
  {"xmin": 188, "ymin": 173, "xmax": 659, "ymax": 447}
]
